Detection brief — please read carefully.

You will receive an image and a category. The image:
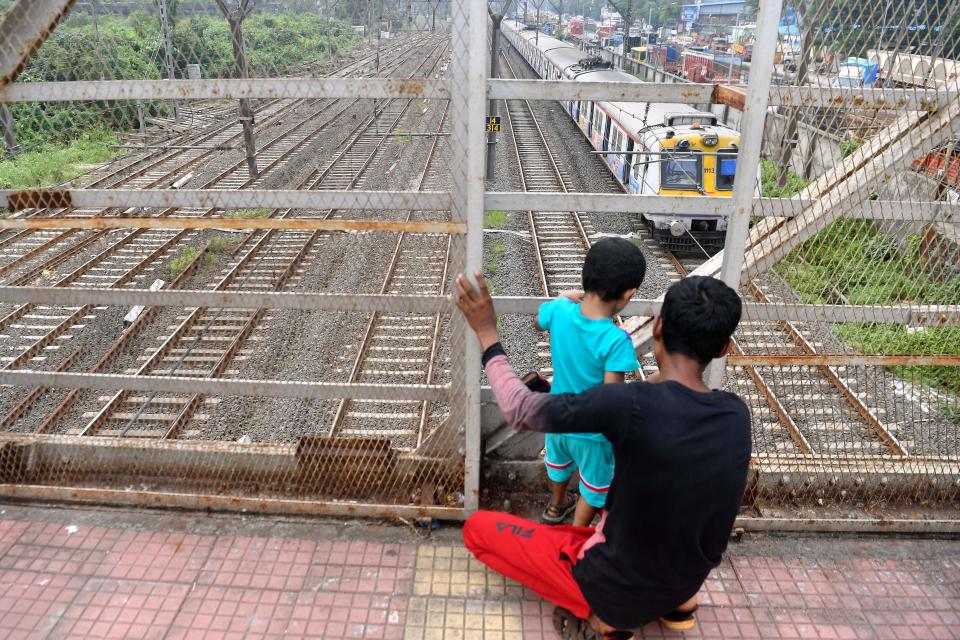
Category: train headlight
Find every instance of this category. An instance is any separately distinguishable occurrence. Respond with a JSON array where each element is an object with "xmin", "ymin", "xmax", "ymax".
[
  {"xmin": 702, "ymin": 133, "xmax": 719, "ymax": 147},
  {"xmin": 669, "ymin": 219, "xmax": 686, "ymax": 237}
]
